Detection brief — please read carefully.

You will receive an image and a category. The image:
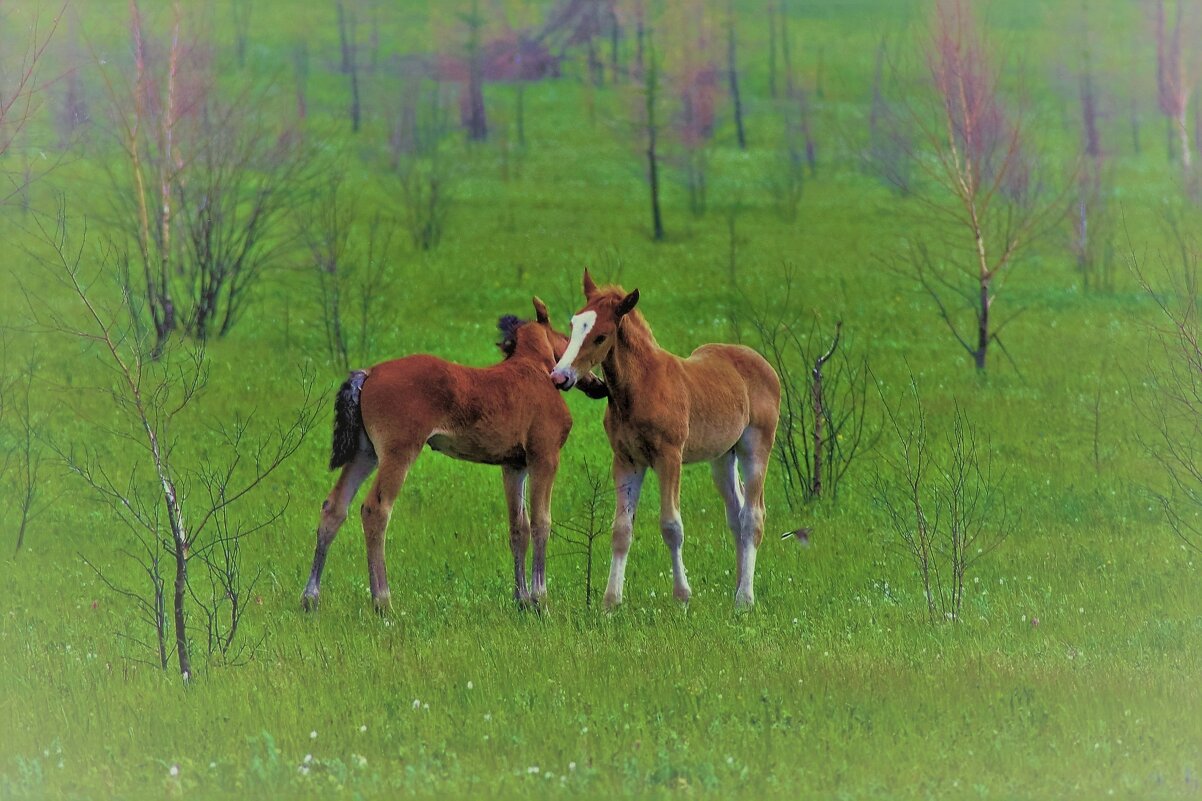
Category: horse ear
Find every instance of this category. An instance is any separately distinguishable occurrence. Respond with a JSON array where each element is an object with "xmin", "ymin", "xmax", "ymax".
[
  {"xmin": 616, "ymin": 288, "xmax": 640, "ymax": 317},
  {"xmin": 532, "ymin": 296, "xmax": 550, "ymax": 324},
  {"xmin": 583, "ymin": 268, "xmax": 598, "ymax": 298}
]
